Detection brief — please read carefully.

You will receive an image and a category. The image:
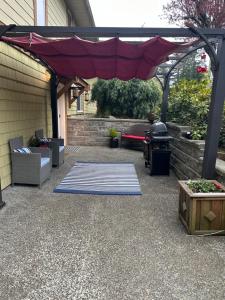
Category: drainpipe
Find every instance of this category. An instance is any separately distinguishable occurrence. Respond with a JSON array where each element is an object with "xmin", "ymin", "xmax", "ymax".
[
  {"xmin": 50, "ymin": 72, "xmax": 58, "ymax": 138},
  {"xmin": 0, "ymin": 180, "xmax": 6, "ymax": 210},
  {"xmin": 160, "ymin": 76, "xmax": 170, "ymax": 123}
]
